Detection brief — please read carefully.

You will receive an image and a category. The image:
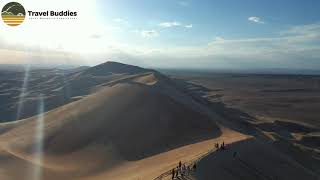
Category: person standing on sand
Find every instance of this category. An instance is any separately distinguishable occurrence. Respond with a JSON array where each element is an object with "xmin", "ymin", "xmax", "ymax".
[
  {"xmin": 193, "ymin": 163, "xmax": 197, "ymax": 171},
  {"xmin": 171, "ymin": 168, "xmax": 175, "ymax": 179},
  {"xmin": 176, "ymin": 166, "xmax": 180, "ymax": 177},
  {"xmin": 179, "ymin": 161, "xmax": 182, "ymax": 168},
  {"xmin": 221, "ymin": 141, "xmax": 226, "ymax": 150}
]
